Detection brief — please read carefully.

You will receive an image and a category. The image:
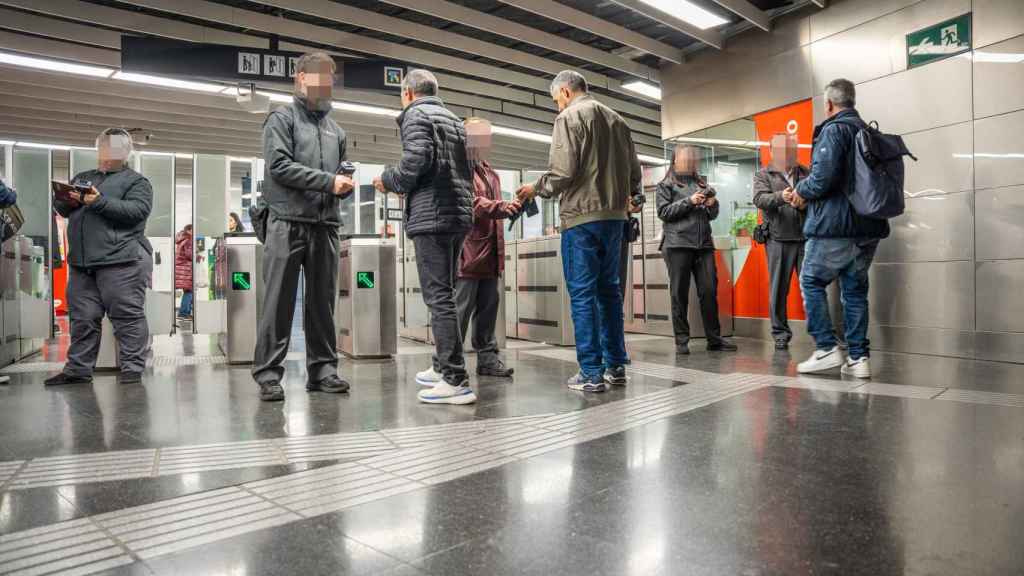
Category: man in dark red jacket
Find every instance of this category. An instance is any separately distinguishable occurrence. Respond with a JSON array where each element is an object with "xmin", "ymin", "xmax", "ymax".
[{"xmin": 416, "ymin": 119, "xmax": 520, "ymax": 386}]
